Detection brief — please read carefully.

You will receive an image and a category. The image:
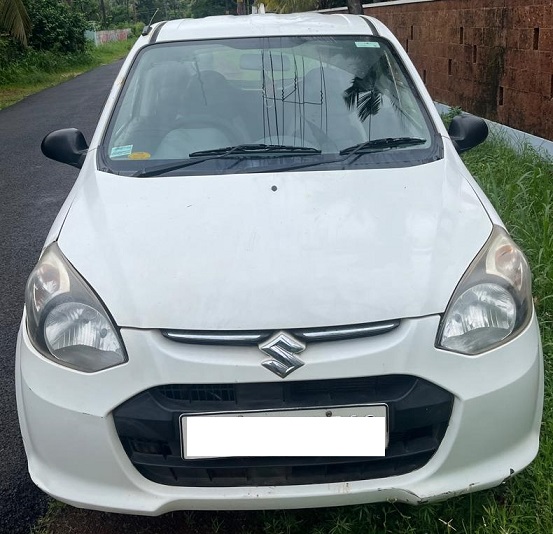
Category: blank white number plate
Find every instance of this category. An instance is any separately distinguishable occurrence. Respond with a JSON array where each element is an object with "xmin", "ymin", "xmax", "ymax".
[{"xmin": 181, "ymin": 405, "xmax": 387, "ymax": 459}]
